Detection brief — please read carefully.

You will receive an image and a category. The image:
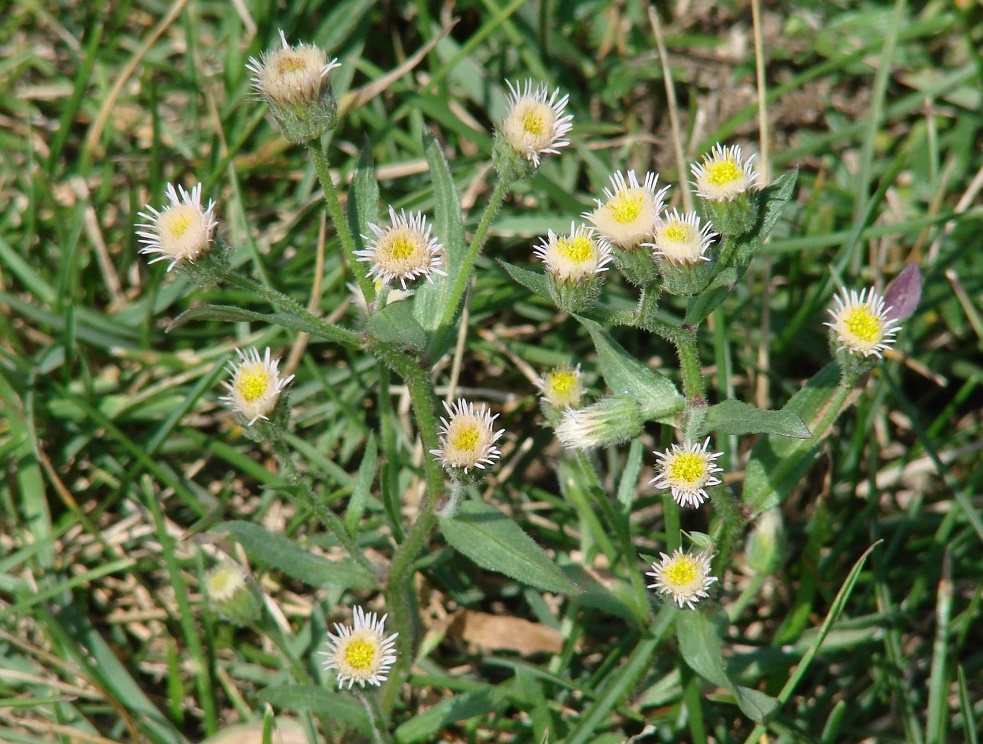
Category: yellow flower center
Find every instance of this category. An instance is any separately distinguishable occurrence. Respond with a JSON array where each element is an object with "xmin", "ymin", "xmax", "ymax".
[
  {"xmin": 450, "ymin": 425, "xmax": 481, "ymax": 452},
  {"xmin": 276, "ymin": 53, "xmax": 307, "ymax": 74},
  {"xmin": 236, "ymin": 369, "xmax": 270, "ymax": 402},
  {"xmin": 343, "ymin": 638, "xmax": 376, "ymax": 671},
  {"xmin": 844, "ymin": 307, "xmax": 882, "ymax": 343},
  {"xmin": 607, "ymin": 193, "xmax": 644, "ymax": 224},
  {"xmin": 549, "ymin": 371, "xmax": 577, "ymax": 395},
  {"xmin": 557, "ymin": 235, "xmax": 594, "ymax": 263},
  {"xmin": 522, "ymin": 111, "xmax": 545, "ymax": 135},
  {"xmin": 668, "ymin": 453, "xmax": 705, "ymax": 485},
  {"xmin": 161, "ymin": 206, "xmax": 196, "ymax": 238},
  {"xmin": 664, "ymin": 557, "xmax": 698, "ymax": 587},
  {"xmin": 386, "ymin": 235, "xmax": 417, "ymax": 261},
  {"xmin": 663, "ymin": 221, "xmax": 689, "ymax": 243},
  {"xmin": 706, "ymin": 159, "xmax": 743, "ymax": 187}
]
